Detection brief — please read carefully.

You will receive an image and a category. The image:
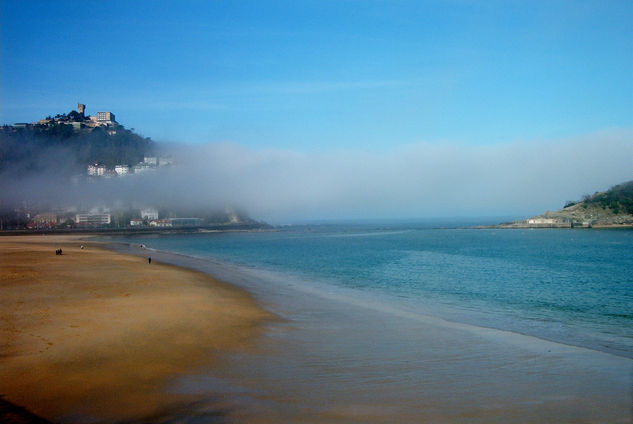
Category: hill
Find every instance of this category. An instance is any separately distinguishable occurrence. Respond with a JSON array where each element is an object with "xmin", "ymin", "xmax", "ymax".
[
  {"xmin": 496, "ymin": 181, "xmax": 633, "ymax": 228},
  {"xmin": 563, "ymin": 181, "xmax": 633, "ymax": 215},
  {"xmin": 0, "ymin": 110, "xmax": 154, "ymax": 176},
  {"xmin": 0, "ymin": 106, "xmax": 267, "ymax": 230}
]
